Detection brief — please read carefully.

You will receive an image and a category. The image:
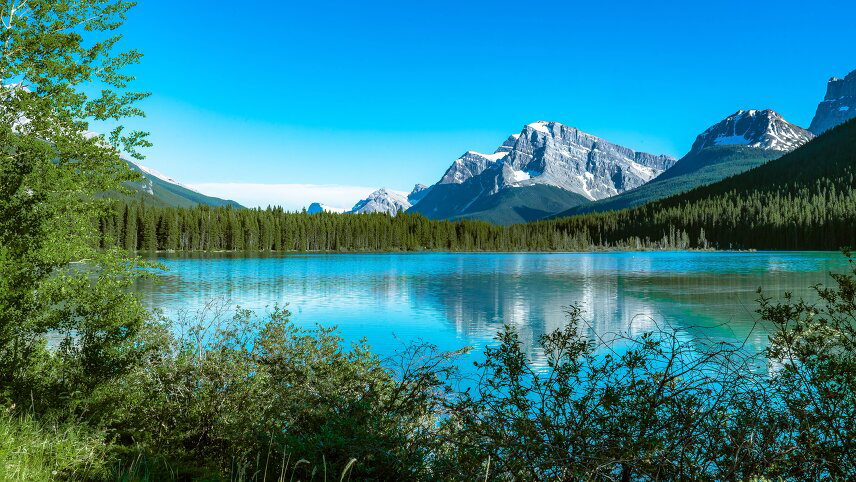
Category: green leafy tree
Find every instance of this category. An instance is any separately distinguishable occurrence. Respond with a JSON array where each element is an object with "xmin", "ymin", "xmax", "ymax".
[{"xmin": 0, "ymin": 0, "xmax": 151, "ymax": 412}]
